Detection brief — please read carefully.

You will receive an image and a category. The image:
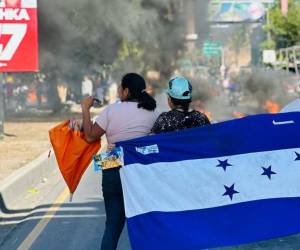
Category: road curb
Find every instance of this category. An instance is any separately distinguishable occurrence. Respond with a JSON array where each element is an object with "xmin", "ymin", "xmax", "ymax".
[{"xmin": 0, "ymin": 150, "xmax": 58, "ymax": 212}]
